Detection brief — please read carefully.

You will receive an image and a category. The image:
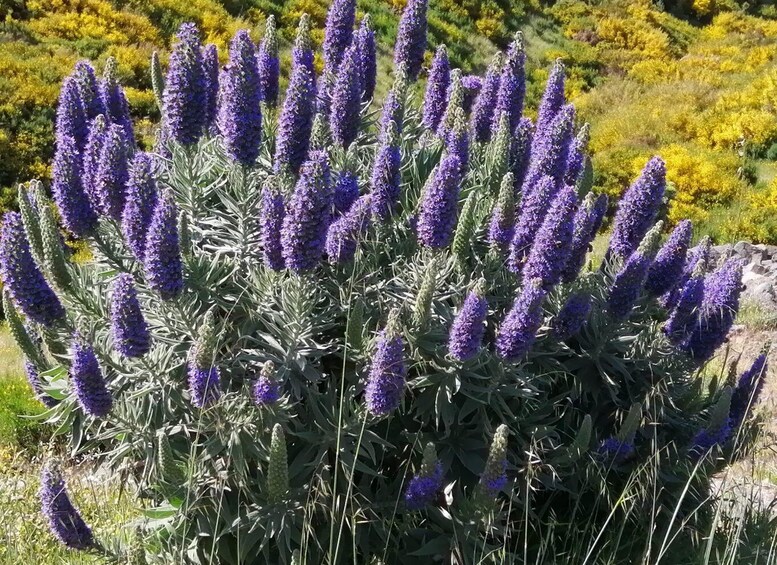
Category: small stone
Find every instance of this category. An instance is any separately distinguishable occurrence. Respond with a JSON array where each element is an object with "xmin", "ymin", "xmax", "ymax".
[{"xmin": 734, "ymin": 241, "xmax": 752, "ymax": 257}]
